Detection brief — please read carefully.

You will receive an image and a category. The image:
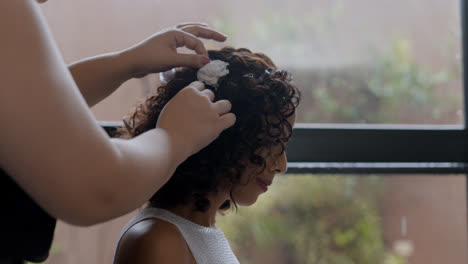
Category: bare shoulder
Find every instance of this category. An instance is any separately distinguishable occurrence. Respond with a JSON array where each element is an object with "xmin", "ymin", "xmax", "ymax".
[{"xmin": 114, "ymin": 218, "xmax": 194, "ymax": 264}]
